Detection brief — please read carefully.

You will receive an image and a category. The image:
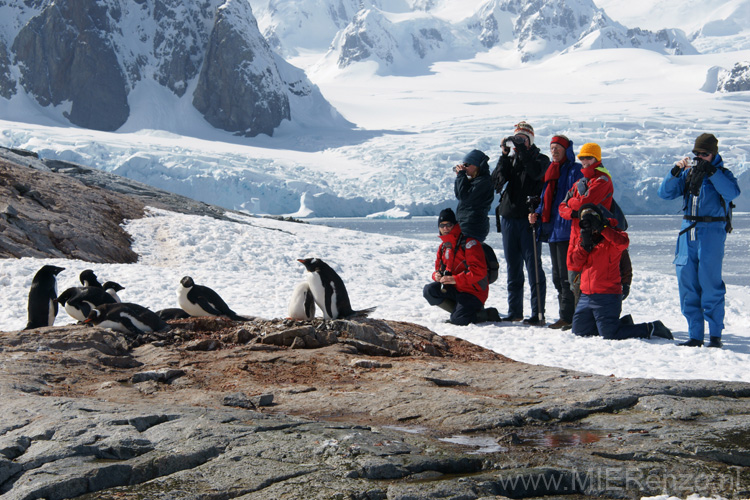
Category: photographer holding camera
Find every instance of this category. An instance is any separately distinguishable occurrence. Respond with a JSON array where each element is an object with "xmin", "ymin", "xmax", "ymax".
[
  {"xmin": 570, "ymin": 204, "xmax": 673, "ymax": 341},
  {"xmin": 454, "ymin": 149, "xmax": 494, "ymax": 242},
  {"xmin": 423, "ymin": 208, "xmax": 499, "ymax": 325},
  {"xmin": 491, "ymin": 121, "xmax": 549, "ymax": 324},
  {"xmin": 657, "ymin": 133, "xmax": 741, "ymax": 348}
]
